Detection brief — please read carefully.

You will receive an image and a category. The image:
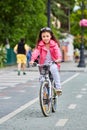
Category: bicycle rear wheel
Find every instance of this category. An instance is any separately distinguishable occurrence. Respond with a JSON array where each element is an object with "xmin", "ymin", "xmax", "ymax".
[
  {"xmin": 39, "ymin": 81, "xmax": 51, "ymax": 117},
  {"xmin": 52, "ymin": 81, "xmax": 57, "ymax": 112}
]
